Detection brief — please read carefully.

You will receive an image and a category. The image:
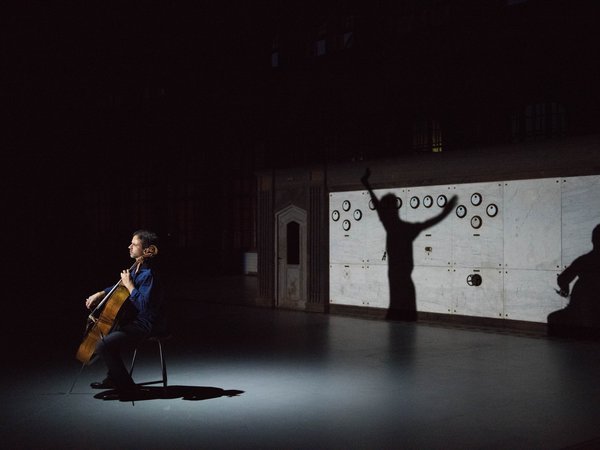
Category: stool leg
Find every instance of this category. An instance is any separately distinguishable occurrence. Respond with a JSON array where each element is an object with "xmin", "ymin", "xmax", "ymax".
[
  {"xmin": 158, "ymin": 340, "xmax": 168, "ymax": 387},
  {"xmin": 68, "ymin": 362, "xmax": 86, "ymax": 395},
  {"xmin": 129, "ymin": 348, "xmax": 138, "ymax": 377}
]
